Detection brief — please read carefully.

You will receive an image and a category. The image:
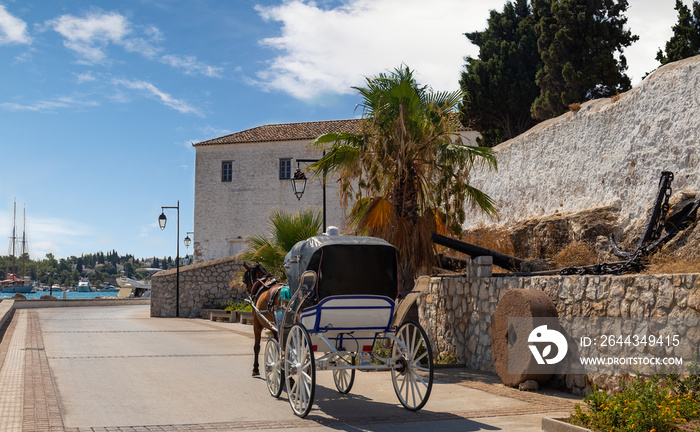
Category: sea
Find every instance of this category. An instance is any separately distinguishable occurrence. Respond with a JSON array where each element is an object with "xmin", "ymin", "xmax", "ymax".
[{"xmin": 0, "ymin": 290, "xmax": 120, "ymax": 300}]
